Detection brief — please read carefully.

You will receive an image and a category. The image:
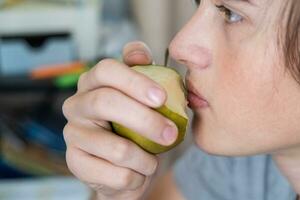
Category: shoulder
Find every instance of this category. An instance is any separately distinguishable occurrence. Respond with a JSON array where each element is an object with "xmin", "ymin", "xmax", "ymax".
[{"xmin": 173, "ymin": 145, "xmax": 296, "ymax": 200}]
